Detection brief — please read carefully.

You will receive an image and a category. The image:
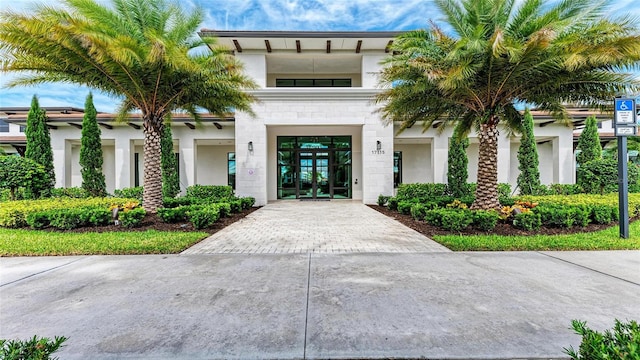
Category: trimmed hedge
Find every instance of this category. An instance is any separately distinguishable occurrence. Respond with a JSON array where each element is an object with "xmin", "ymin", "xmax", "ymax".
[
  {"xmin": 513, "ymin": 211, "xmax": 541, "ymax": 231},
  {"xmin": 0, "ymin": 197, "xmax": 137, "ymax": 228},
  {"xmin": 119, "ymin": 208, "xmax": 146, "ymax": 228},
  {"xmin": 425, "ymin": 208, "xmax": 473, "ymax": 231},
  {"xmin": 190, "ymin": 205, "xmax": 221, "ymax": 229},
  {"xmin": 186, "ymin": 185, "xmax": 234, "ymax": 201},
  {"xmin": 113, "ymin": 187, "xmax": 143, "ymax": 202},
  {"xmin": 472, "ymin": 210, "xmax": 499, "ymax": 231}
]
